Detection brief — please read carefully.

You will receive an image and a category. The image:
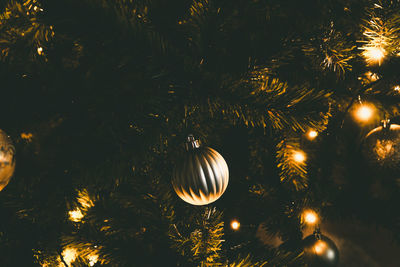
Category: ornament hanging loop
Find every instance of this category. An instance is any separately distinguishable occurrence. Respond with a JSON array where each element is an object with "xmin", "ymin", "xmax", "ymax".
[
  {"xmin": 381, "ymin": 117, "xmax": 391, "ymax": 132},
  {"xmin": 313, "ymin": 226, "xmax": 322, "ymax": 240},
  {"xmin": 185, "ymin": 134, "xmax": 200, "ymax": 151}
]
